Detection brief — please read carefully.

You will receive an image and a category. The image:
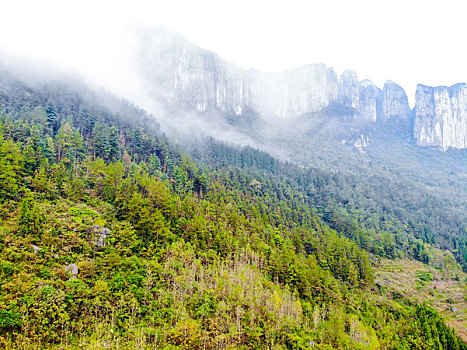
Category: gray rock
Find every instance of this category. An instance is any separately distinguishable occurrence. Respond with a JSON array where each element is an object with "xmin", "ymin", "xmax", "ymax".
[
  {"xmin": 354, "ymin": 134, "xmax": 370, "ymax": 153},
  {"xmin": 137, "ymin": 26, "xmax": 340, "ymax": 119},
  {"xmin": 134, "ymin": 27, "xmax": 467, "ymax": 151},
  {"xmin": 135, "ymin": 27, "xmax": 417, "ymax": 126},
  {"xmin": 65, "ymin": 264, "xmax": 79, "ymax": 279},
  {"xmin": 358, "ymin": 80, "xmax": 382, "ymax": 122},
  {"xmin": 414, "ymin": 83, "xmax": 467, "ymax": 150},
  {"xmin": 93, "ymin": 226, "xmax": 110, "ymax": 247},
  {"xmin": 339, "ymin": 70, "xmax": 359, "ymax": 110},
  {"xmin": 382, "ymin": 80, "xmax": 411, "ymax": 122}
]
